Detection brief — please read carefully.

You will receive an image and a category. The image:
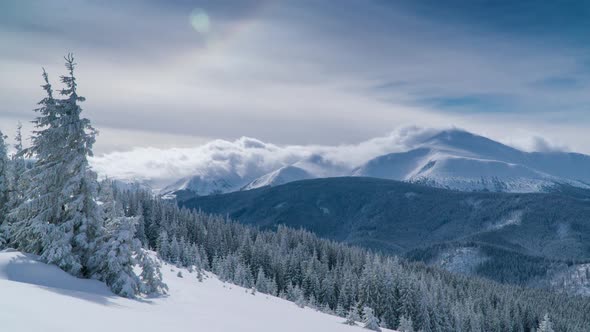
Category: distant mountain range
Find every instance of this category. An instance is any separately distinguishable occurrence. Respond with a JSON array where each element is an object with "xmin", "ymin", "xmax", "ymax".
[
  {"xmin": 178, "ymin": 177, "xmax": 590, "ymax": 293},
  {"xmin": 157, "ymin": 129, "xmax": 590, "ymax": 196}
]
